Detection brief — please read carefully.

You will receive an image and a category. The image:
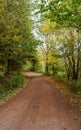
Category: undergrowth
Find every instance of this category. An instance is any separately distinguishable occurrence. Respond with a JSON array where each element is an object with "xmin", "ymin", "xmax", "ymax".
[
  {"xmin": 0, "ymin": 72, "xmax": 25, "ymax": 100},
  {"xmin": 68, "ymin": 80, "xmax": 81, "ymax": 95}
]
